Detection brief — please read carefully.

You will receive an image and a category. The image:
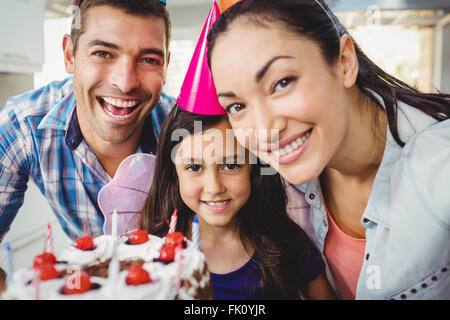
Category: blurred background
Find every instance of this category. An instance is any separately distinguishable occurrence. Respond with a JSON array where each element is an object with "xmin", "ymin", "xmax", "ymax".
[{"xmin": 0, "ymin": 0, "xmax": 449, "ymax": 269}]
